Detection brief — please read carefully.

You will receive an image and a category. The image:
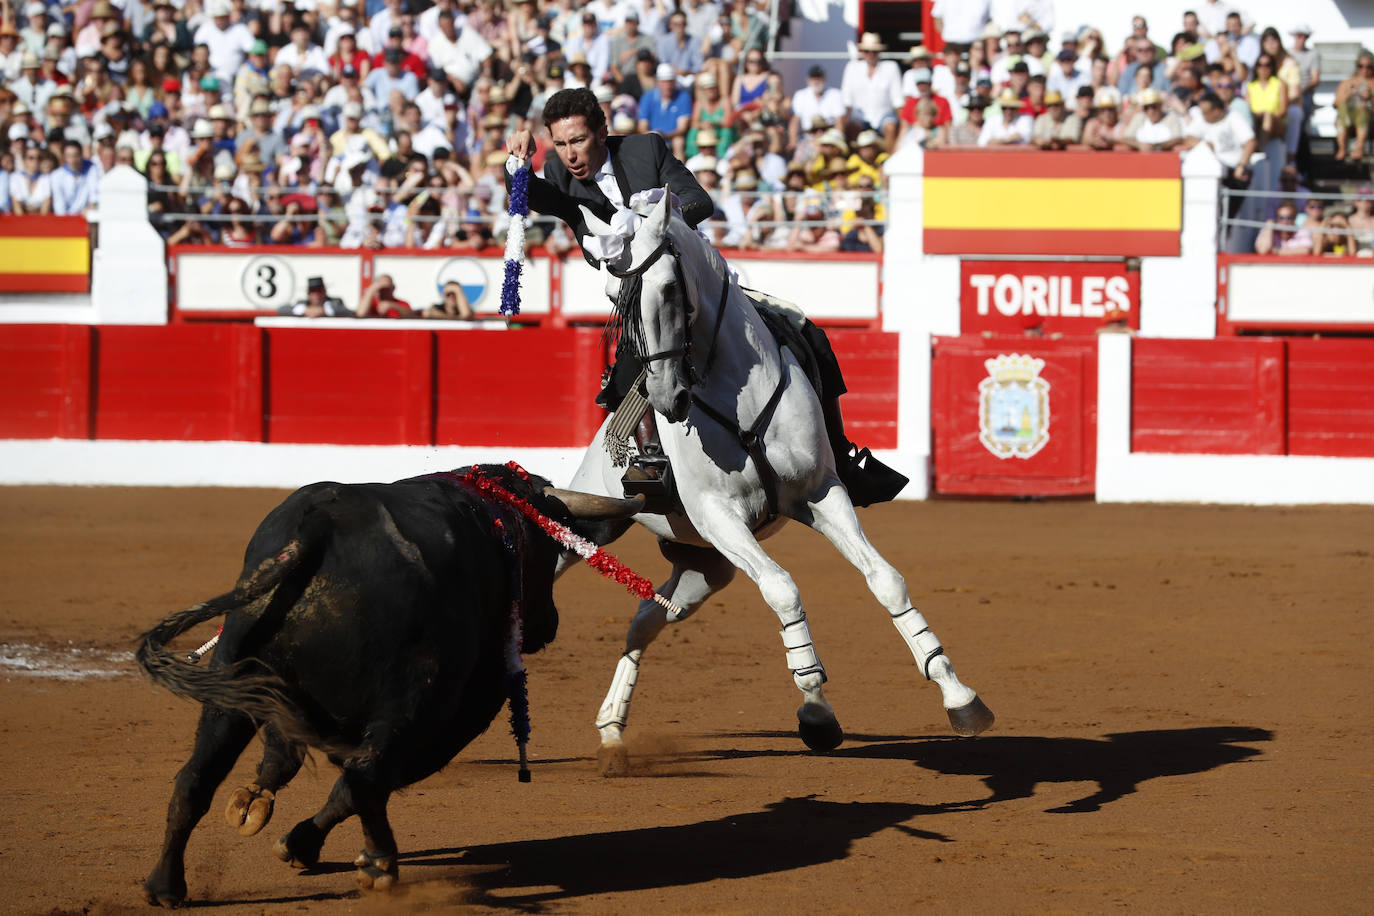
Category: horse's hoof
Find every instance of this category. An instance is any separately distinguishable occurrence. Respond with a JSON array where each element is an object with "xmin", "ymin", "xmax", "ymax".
[
  {"xmin": 597, "ymin": 742, "xmax": 632, "ymax": 777},
  {"xmin": 797, "ymin": 706, "xmax": 844, "ymax": 751},
  {"xmin": 355, "ymin": 851, "xmax": 398, "ymax": 892},
  {"xmin": 947, "ymin": 695, "xmax": 995, "ymax": 737},
  {"xmin": 226, "ymin": 784, "xmax": 275, "ymax": 836}
]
